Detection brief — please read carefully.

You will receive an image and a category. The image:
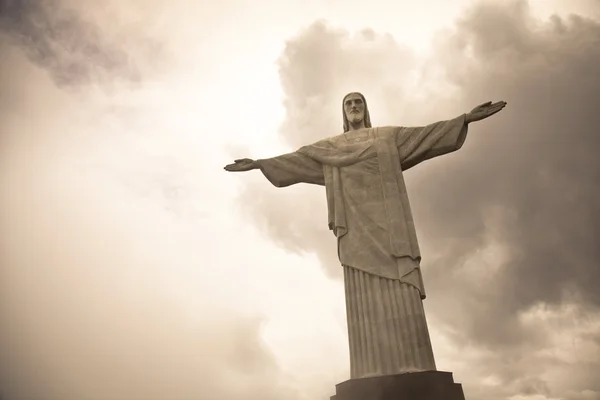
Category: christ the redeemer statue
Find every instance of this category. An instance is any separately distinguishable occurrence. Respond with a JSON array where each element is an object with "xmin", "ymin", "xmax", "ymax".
[{"xmin": 225, "ymin": 93, "xmax": 506, "ymax": 379}]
